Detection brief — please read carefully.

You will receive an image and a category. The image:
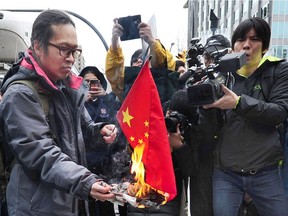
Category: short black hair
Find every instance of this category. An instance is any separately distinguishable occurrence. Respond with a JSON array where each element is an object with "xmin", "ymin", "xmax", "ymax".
[
  {"xmin": 231, "ymin": 17, "xmax": 271, "ymax": 54},
  {"xmin": 130, "ymin": 49, "xmax": 142, "ymax": 66},
  {"xmin": 31, "ymin": 9, "xmax": 75, "ymax": 52}
]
